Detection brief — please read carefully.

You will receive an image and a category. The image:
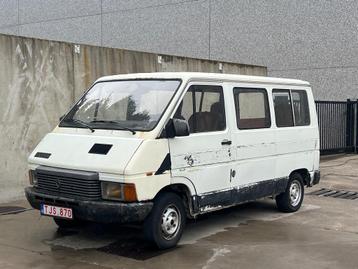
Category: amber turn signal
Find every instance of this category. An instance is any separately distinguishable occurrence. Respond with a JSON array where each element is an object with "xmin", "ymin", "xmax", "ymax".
[{"xmin": 123, "ymin": 183, "xmax": 138, "ymax": 202}]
